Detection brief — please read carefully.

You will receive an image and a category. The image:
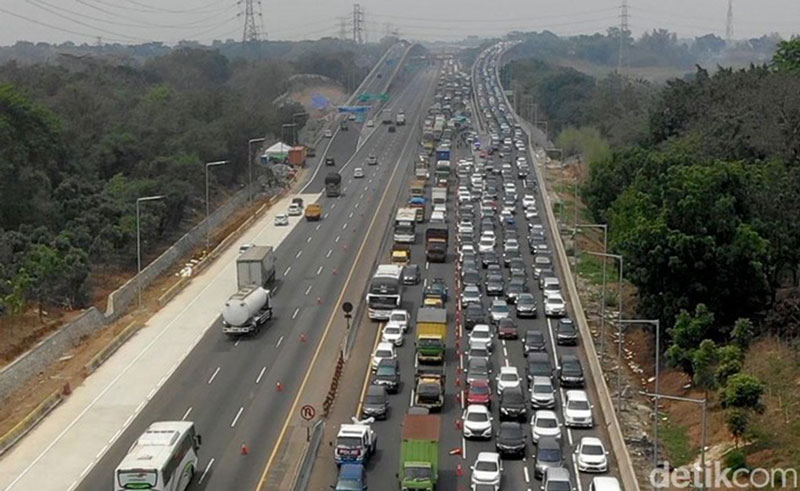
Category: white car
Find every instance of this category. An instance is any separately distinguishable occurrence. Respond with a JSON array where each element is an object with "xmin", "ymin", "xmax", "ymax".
[
  {"xmin": 371, "ymin": 342, "xmax": 396, "ymax": 371},
  {"xmin": 458, "ymin": 220, "xmax": 474, "ymax": 236},
  {"xmin": 503, "ymin": 238, "xmax": 520, "ymax": 253},
  {"xmin": 529, "ymin": 376, "xmax": 556, "ymax": 409},
  {"xmin": 287, "ymin": 203, "xmax": 302, "ymax": 216},
  {"xmin": 324, "ymin": 129, "xmax": 333, "ymax": 138},
  {"xmin": 489, "ymin": 299, "xmax": 510, "ymax": 324},
  {"xmin": 575, "ymin": 437, "xmax": 609, "ymax": 473},
  {"xmin": 495, "ymin": 366, "xmax": 521, "ymax": 394},
  {"xmin": 430, "ymin": 210, "xmax": 446, "ymax": 224},
  {"xmin": 274, "ymin": 213, "xmax": 289, "ymax": 226},
  {"xmin": 531, "ymin": 410, "xmax": 562, "ymax": 444},
  {"xmin": 589, "ymin": 477, "xmax": 622, "ymax": 491},
  {"xmin": 470, "ymin": 452, "xmax": 502, "ymax": 487},
  {"xmin": 461, "ymin": 285, "xmax": 482, "ymax": 306},
  {"xmin": 469, "ymin": 324, "xmax": 493, "ymax": 352},
  {"xmin": 478, "ymin": 236, "xmax": 495, "ymax": 253},
  {"xmin": 459, "ymin": 192, "xmax": 472, "ymax": 203},
  {"xmin": 381, "ymin": 323, "xmax": 404, "ymax": 346},
  {"xmin": 522, "ymin": 195, "xmax": 536, "ymax": 209},
  {"xmin": 366, "ymin": 120, "xmax": 374, "ymax": 127},
  {"xmin": 544, "ymin": 294, "xmax": 566, "ymax": 317},
  {"xmin": 367, "ymin": 154, "xmax": 377, "ymax": 165},
  {"xmin": 459, "ymin": 243, "xmax": 476, "ymax": 260},
  {"xmin": 462, "ymin": 404, "xmax": 493, "ymax": 440},
  {"xmin": 524, "ymin": 208, "xmax": 539, "ymax": 221},
  {"xmin": 354, "ymin": 167, "xmax": 365, "ymax": 178},
  {"xmin": 388, "ymin": 309, "xmax": 410, "ymax": 333},
  {"xmin": 564, "ymin": 390, "xmax": 594, "ymax": 428}
]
